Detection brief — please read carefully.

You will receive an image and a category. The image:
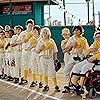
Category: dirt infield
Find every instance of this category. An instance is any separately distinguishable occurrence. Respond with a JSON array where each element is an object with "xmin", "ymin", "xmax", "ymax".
[{"xmin": 0, "ymin": 64, "xmax": 100, "ymax": 100}]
